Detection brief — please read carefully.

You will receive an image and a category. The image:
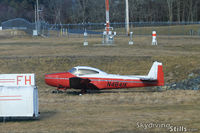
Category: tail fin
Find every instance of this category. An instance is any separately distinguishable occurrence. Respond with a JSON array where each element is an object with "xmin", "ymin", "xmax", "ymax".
[{"xmin": 147, "ymin": 61, "xmax": 164, "ymax": 86}]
